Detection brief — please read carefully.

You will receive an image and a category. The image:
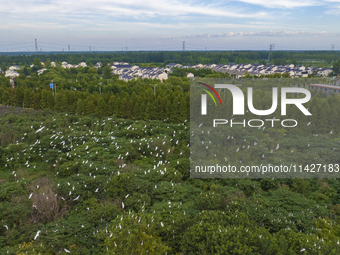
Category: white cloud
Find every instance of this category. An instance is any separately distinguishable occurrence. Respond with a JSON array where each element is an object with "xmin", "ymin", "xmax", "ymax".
[
  {"xmin": 0, "ymin": 0, "xmax": 267, "ymax": 19},
  {"xmin": 235, "ymin": 0, "xmax": 322, "ymax": 8},
  {"xmin": 1, "ymin": 0, "xmax": 339, "ymax": 51},
  {"xmin": 324, "ymin": 4, "xmax": 340, "ymax": 14},
  {"xmin": 165, "ymin": 30, "xmax": 339, "ymax": 39}
]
